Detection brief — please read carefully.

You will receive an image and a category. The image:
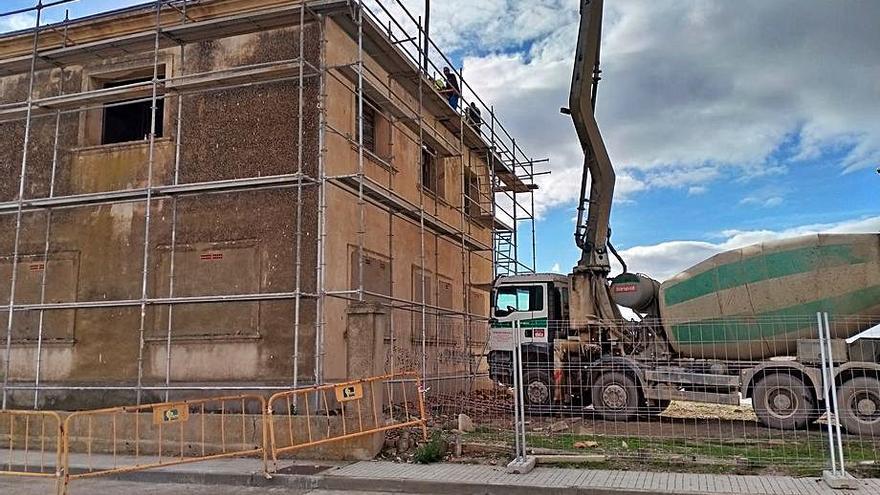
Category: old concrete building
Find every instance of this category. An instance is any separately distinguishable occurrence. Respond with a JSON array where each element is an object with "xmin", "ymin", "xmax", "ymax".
[{"xmin": 0, "ymin": 0, "xmax": 536, "ymax": 409}]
